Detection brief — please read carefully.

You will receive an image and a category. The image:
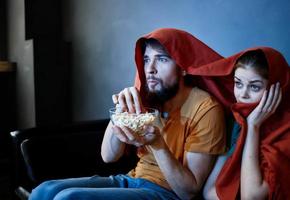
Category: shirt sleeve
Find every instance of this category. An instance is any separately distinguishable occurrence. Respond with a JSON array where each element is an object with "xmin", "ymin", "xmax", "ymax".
[{"xmin": 185, "ymin": 102, "xmax": 227, "ymax": 154}]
